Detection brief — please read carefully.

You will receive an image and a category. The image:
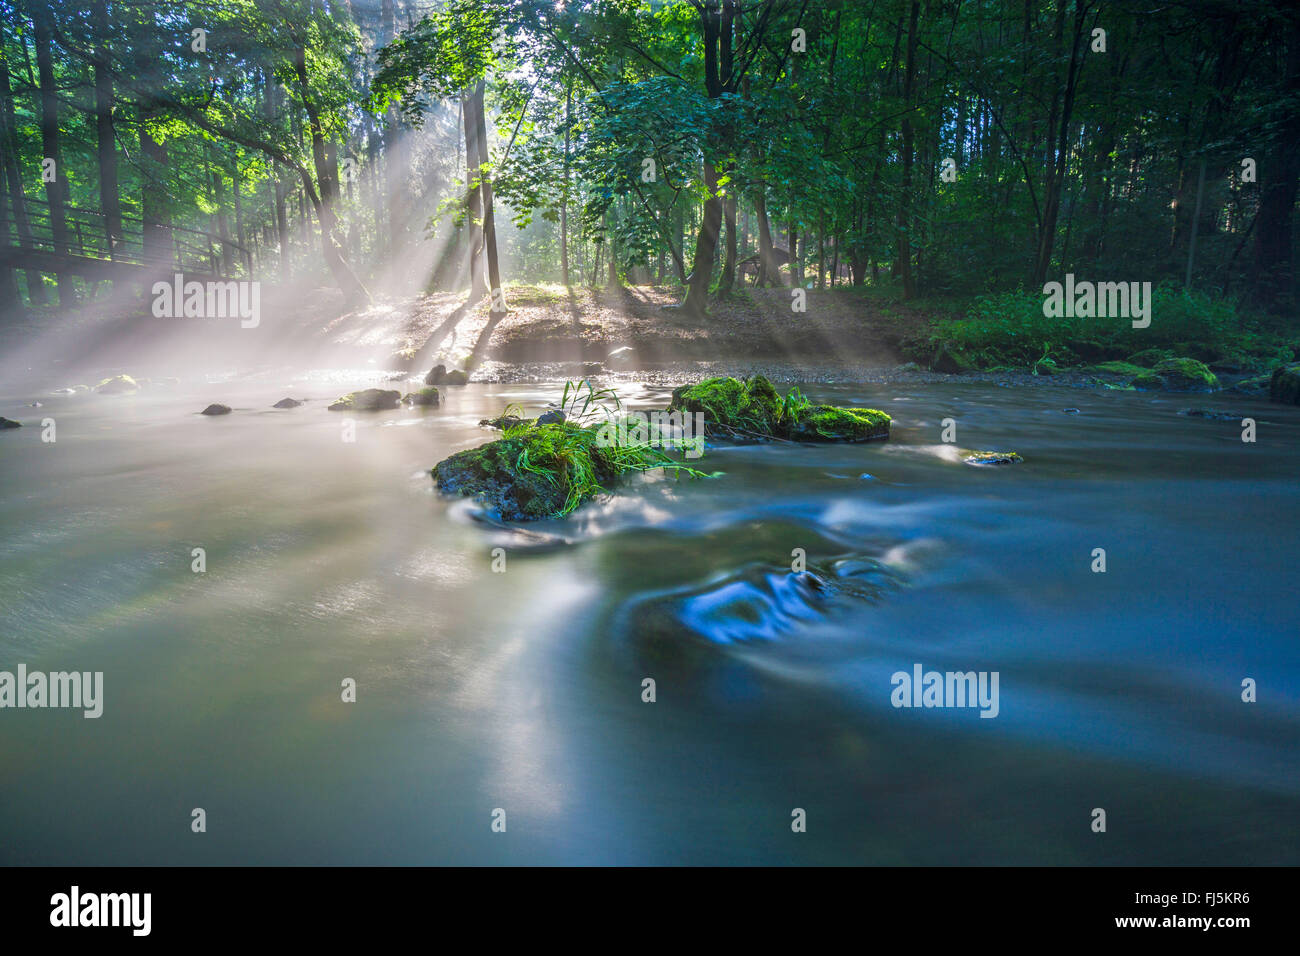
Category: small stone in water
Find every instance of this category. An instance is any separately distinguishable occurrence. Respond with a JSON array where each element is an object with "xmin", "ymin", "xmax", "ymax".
[
  {"xmin": 201, "ymin": 404, "xmax": 232, "ymax": 416},
  {"xmin": 0, "ymin": 417, "xmax": 21, "ymax": 429},
  {"xmin": 964, "ymin": 450, "xmax": 1023, "ymax": 465},
  {"xmin": 272, "ymin": 398, "xmax": 304, "ymax": 409},
  {"xmin": 1063, "ymin": 408, "xmax": 1080, "ymax": 413}
]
